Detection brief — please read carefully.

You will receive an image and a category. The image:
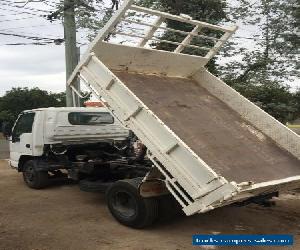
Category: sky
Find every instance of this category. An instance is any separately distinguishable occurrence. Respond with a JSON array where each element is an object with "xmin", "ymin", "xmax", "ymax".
[
  {"xmin": 0, "ymin": 0, "xmax": 78, "ymax": 96},
  {"xmin": 0, "ymin": 0, "xmax": 299, "ymax": 97},
  {"xmin": 0, "ymin": 45, "xmax": 66, "ymax": 95}
]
